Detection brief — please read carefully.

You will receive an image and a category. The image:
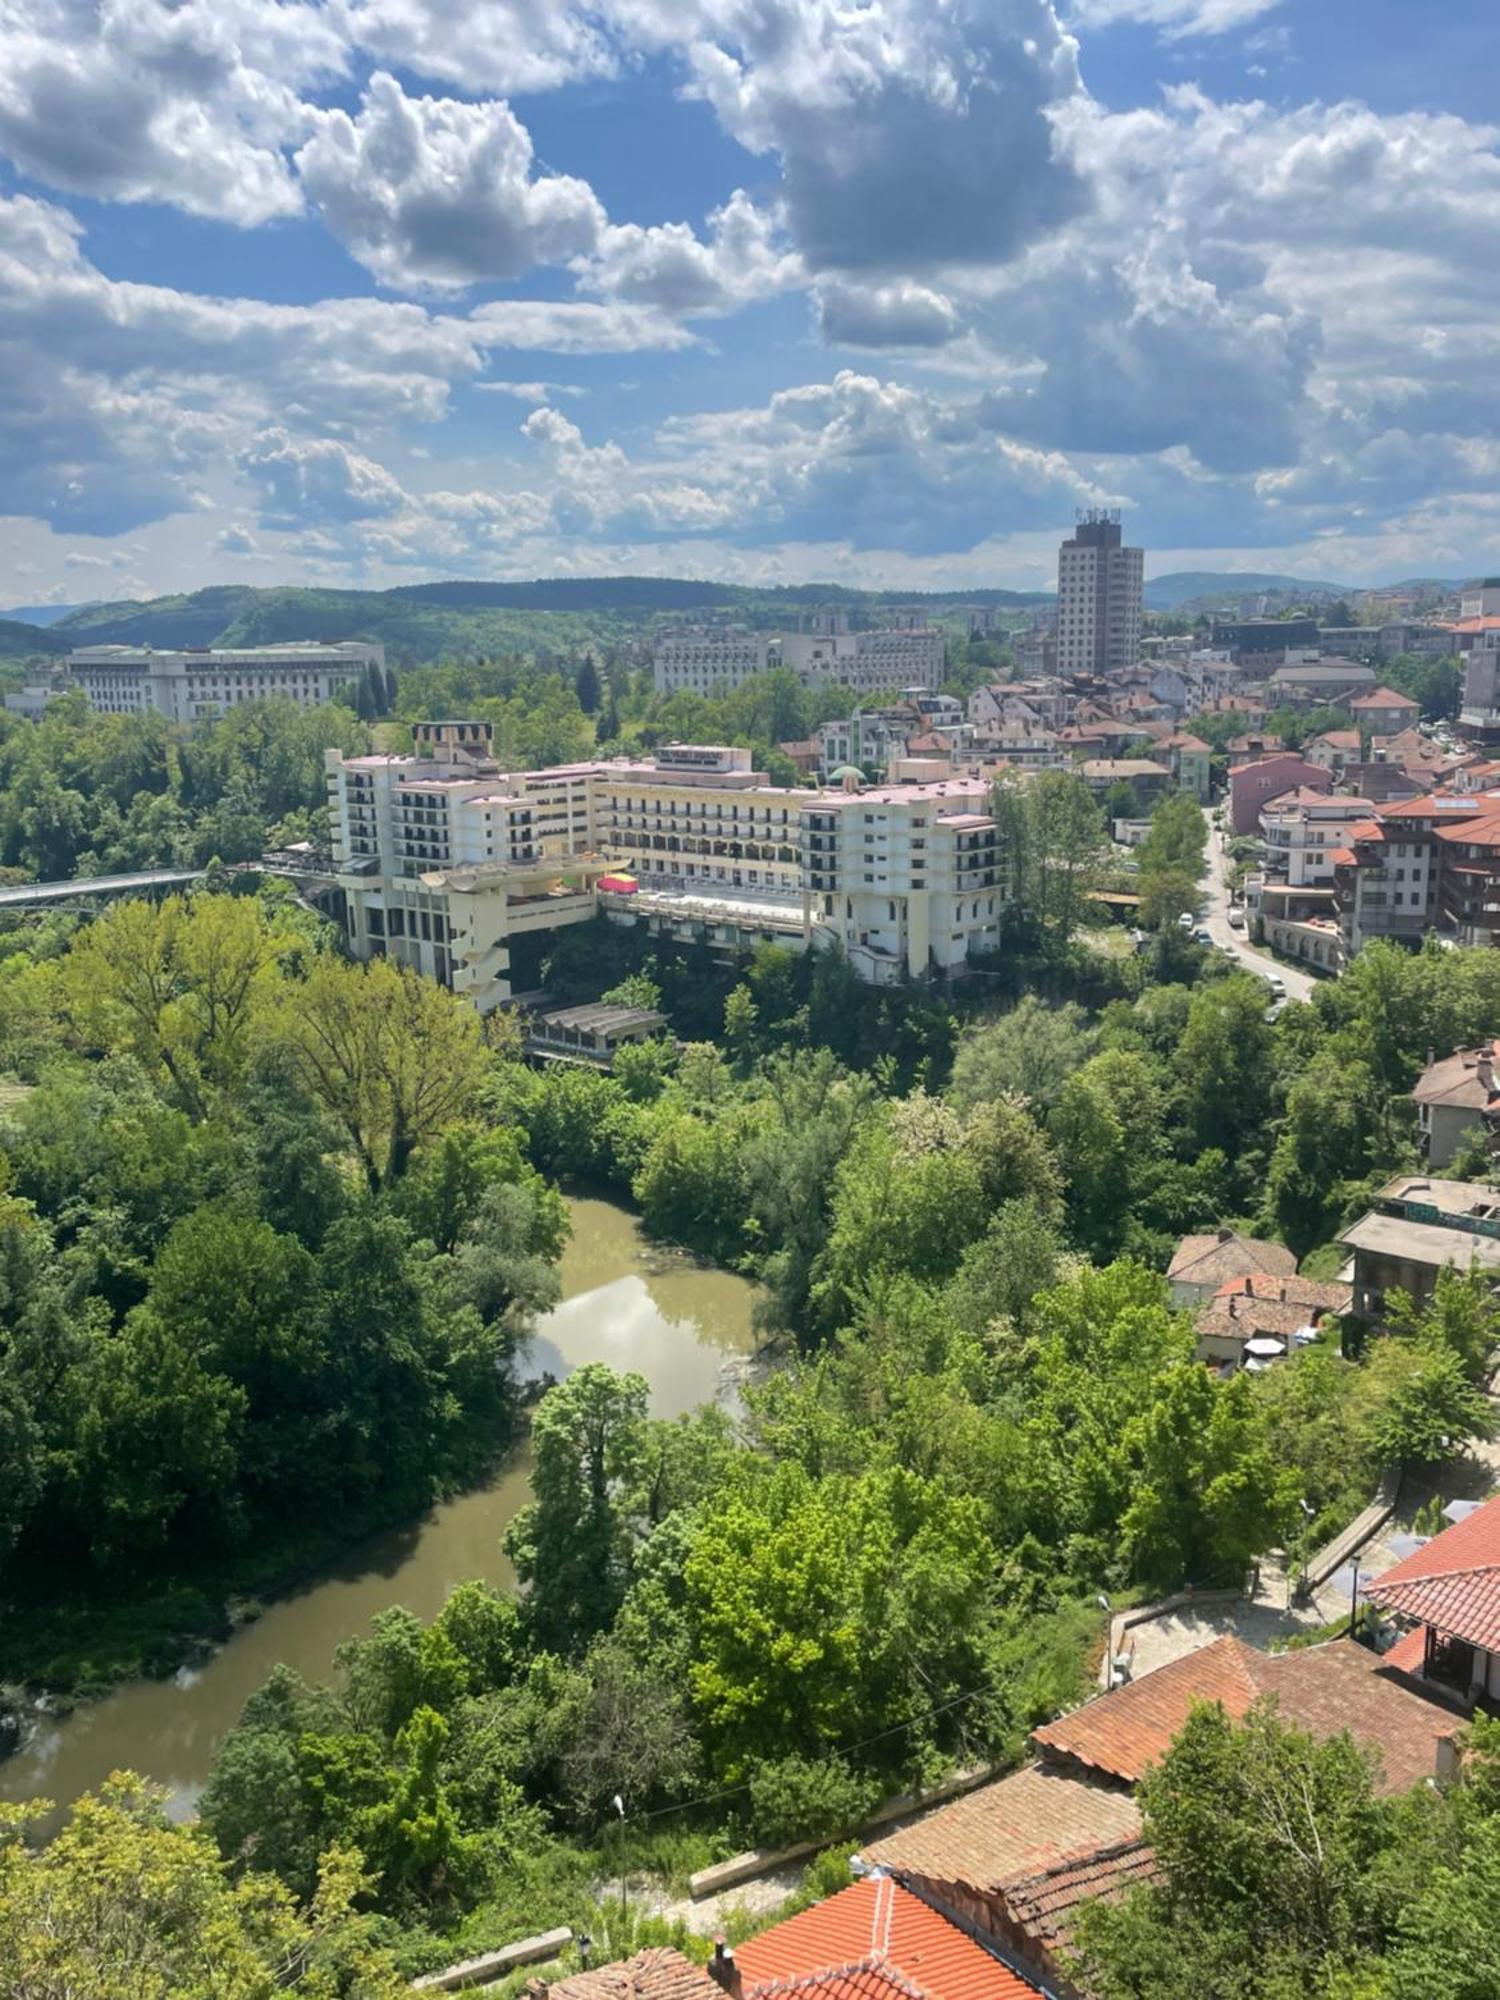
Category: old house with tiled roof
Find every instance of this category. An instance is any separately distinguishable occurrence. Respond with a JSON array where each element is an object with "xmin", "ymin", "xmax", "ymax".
[
  {"xmin": 542, "ymin": 1947, "xmax": 722, "ymax": 2000},
  {"xmin": 1411, "ymin": 1043, "xmax": 1500, "ymax": 1167},
  {"xmin": 1368, "ymin": 1492, "xmax": 1500, "ymax": 1705},
  {"xmin": 1165, "ymin": 1228, "xmax": 1296, "ymax": 1307},
  {"xmin": 1194, "ymin": 1271, "xmax": 1352, "ymax": 1372},
  {"xmin": 861, "ymin": 1634, "xmax": 1464, "ymax": 1996}
]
